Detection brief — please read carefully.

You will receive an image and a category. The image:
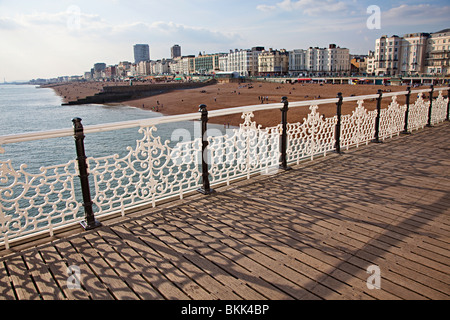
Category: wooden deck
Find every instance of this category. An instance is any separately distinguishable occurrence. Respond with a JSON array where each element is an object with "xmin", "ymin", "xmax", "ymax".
[{"xmin": 1, "ymin": 123, "xmax": 449, "ymax": 300}]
